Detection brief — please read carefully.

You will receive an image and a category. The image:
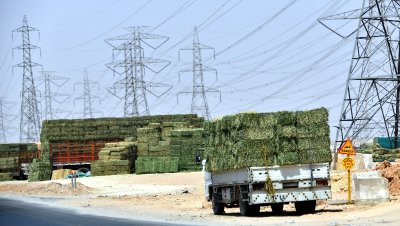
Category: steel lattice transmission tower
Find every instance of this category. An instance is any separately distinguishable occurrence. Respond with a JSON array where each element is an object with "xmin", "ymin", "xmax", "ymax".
[
  {"xmin": 12, "ymin": 15, "xmax": 41, "ymax": 142},
  {"xmin": 0, "ymin": 98, "xmax": 6, "ymax": 142},
  {"xmin": 322, "ymin": 0, "xmax": 400, "ymax": 153},
  {"xmin": 106, "ymin": 27, "xmax": 171, "ymax": 117},
  {"xmin": 178, "ymin": 27, "xmax": 221, "ymax": 120},
  {"xmin": 74, "ymin": 68, "xmax": 100, "ymax": 118},
  {"xmin": 37, "ymin": 71, "xmax": 69, "ymax": 120}
]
